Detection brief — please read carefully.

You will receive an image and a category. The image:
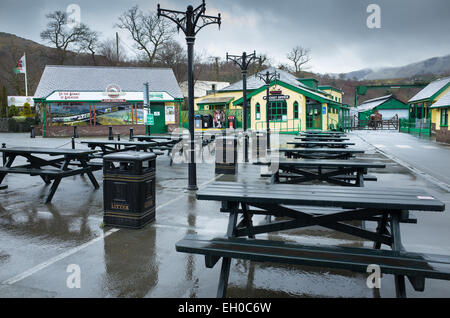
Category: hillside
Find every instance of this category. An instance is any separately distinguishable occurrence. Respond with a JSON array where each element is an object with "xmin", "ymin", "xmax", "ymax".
[
  {"xmin": 330, "ymin": 54, "xmax": 450, "ymax": 81},
  {"xmin": 0, "ymin": 32, "xmax": 109, "ymax": 96}
]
